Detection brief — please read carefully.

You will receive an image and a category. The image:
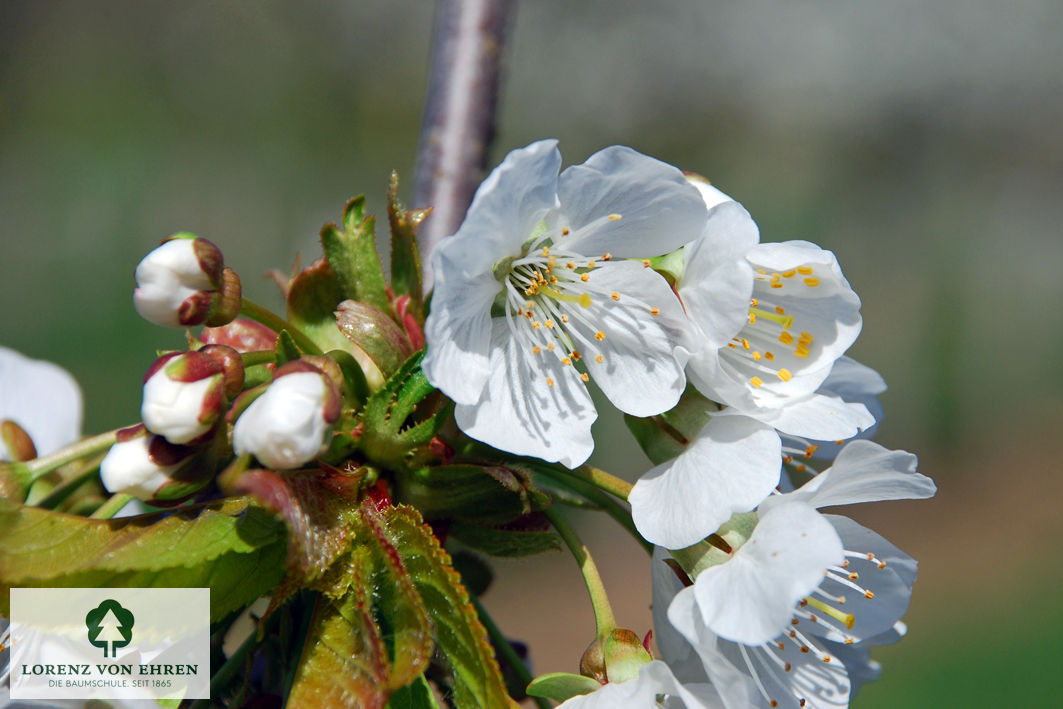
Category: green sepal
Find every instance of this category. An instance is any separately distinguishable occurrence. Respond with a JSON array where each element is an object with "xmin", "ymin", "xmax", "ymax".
[
  {"xmin": 0, "ymin": 497, "xmax": 286, "ymax": 622},
  {"xmin": 387, "ymin": 172, "xmax": 428, "ymax": 313},
  {"xmin": 385, "ymin": 675, "xmax": 443, "ymax": 709},
  {"xmin": 335, "ymin": 300, "xmax": 415, "ymax": 380},
  {"xmin": 624, "ymin": 384, "xmax": 721, "ymax": 464},
  {"xmin": 319, "ymin": 195, "xmax": 391, "ymax": 312},
  {"xmin": 647, "ymin": 246, "xmax": 686, "ymax": 286},
  {"xmin": 0, "ymin": 462, "xmax": 32, "ymax": 502},
  {"xmin": 525, "ymin": 672, "xmax": 601, "ymax": 702},
  {"xmin": 286, "ymin": 259, "xmax": 353, "ymax": 354},
  {"xmin": 395, "ymin": 464, "xmax": 548, "ymax": 524},
  {"xmin": 276, "ymin": 330, "xmax": 302, "ymax": 364}
]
